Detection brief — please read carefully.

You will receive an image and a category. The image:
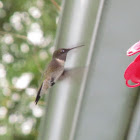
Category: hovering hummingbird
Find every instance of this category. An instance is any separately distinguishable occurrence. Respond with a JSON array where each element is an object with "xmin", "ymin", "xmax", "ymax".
[{"xmin": 35, "ymin": 45, "xmax": 84, "ymax": 104}]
